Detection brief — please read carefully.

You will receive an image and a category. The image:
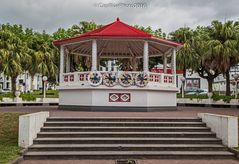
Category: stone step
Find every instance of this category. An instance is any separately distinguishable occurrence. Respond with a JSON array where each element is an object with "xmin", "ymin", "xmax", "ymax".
[
  {"xmin": 46, "ymin": 117, "xmax": 202, "ymax": 122},
  {"xmin": 28, "ymin": 144, "xmax": 227, "ymax": 151},
  {"xmin": 44, "ymin": 121, "xmax": 206, "ymax": 127},
  {"xmin": 23, "ymin": 116, "xmax": 235, "ymax": 160},
  {"xmin": 23, "ymin": 151, "xmax": 235, "ymax": 159},
  {"xmin": 33, "ymin": 137, "xmax": 222, "ymax": 144},
  {"xmin": 41, "ymin": 126, "xmax": 211, "ymax": 132},
  {"xmin": 37, "ymin": 132, "xmax": 216, "ymax": 138}
]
